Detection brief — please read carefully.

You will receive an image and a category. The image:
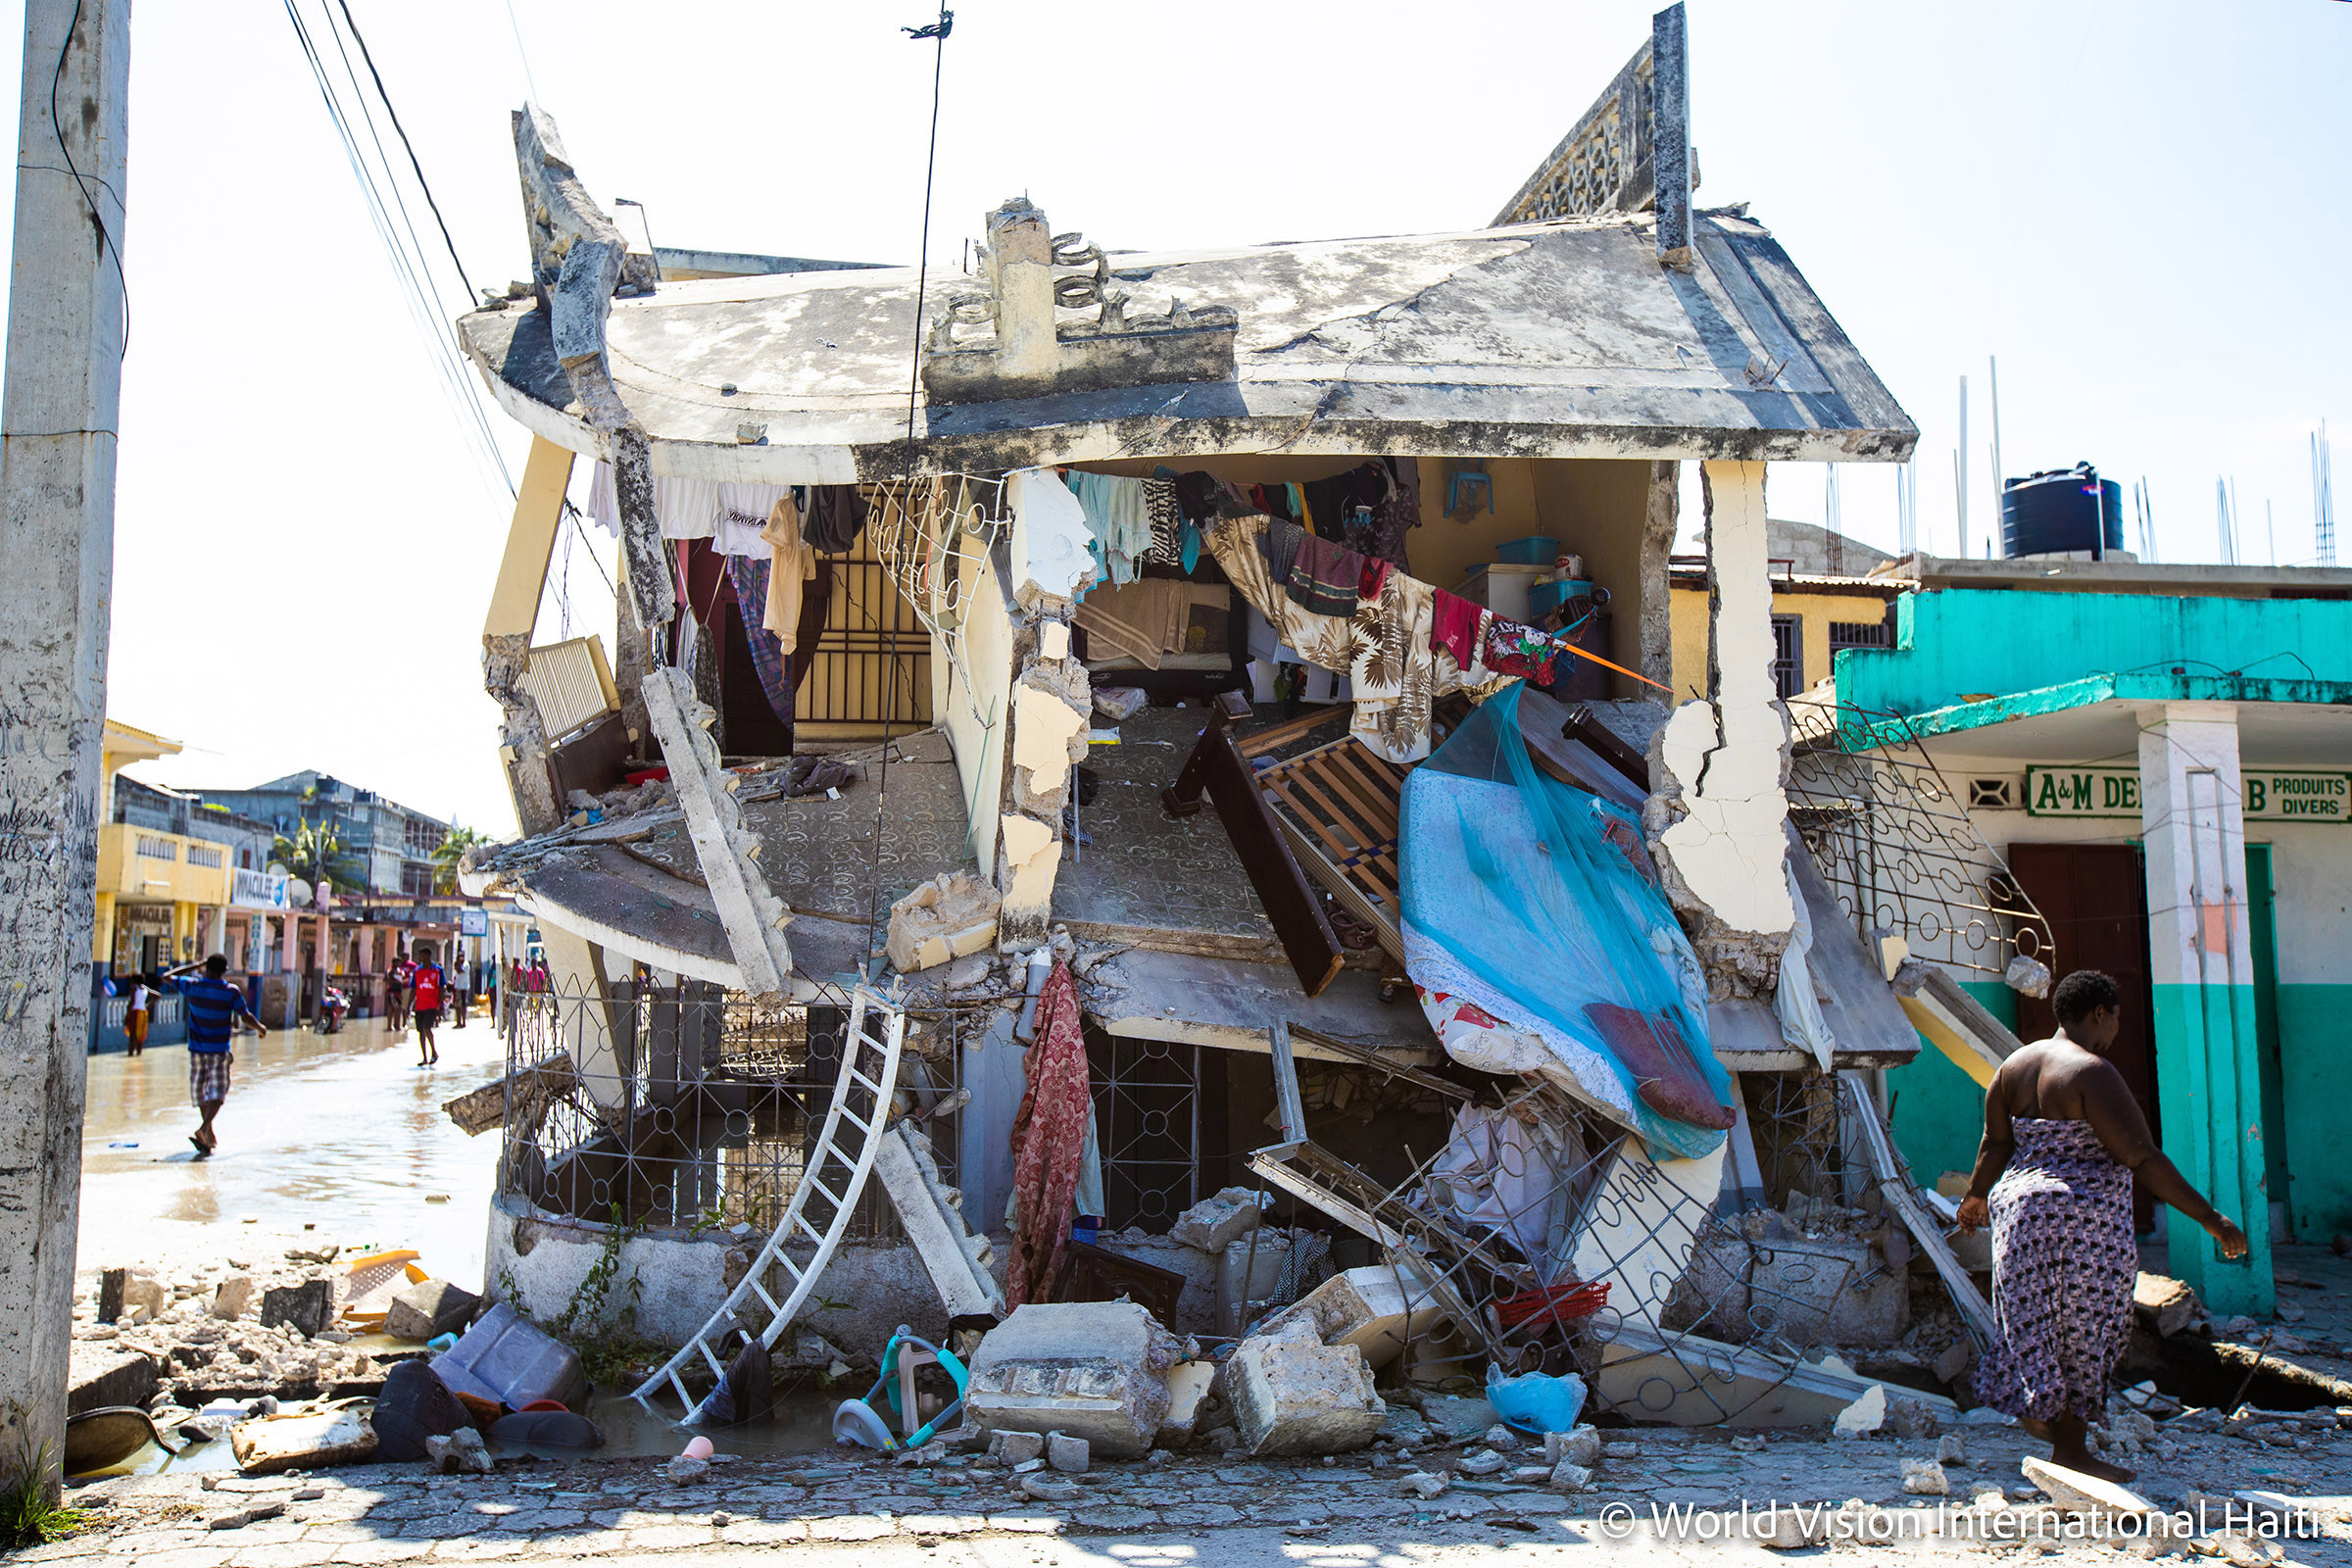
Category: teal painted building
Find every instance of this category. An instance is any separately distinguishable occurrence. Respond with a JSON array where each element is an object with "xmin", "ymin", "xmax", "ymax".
[{"xmin": 1834, "ymin": 558, "xmax": 2352, "ymax": 1315}]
